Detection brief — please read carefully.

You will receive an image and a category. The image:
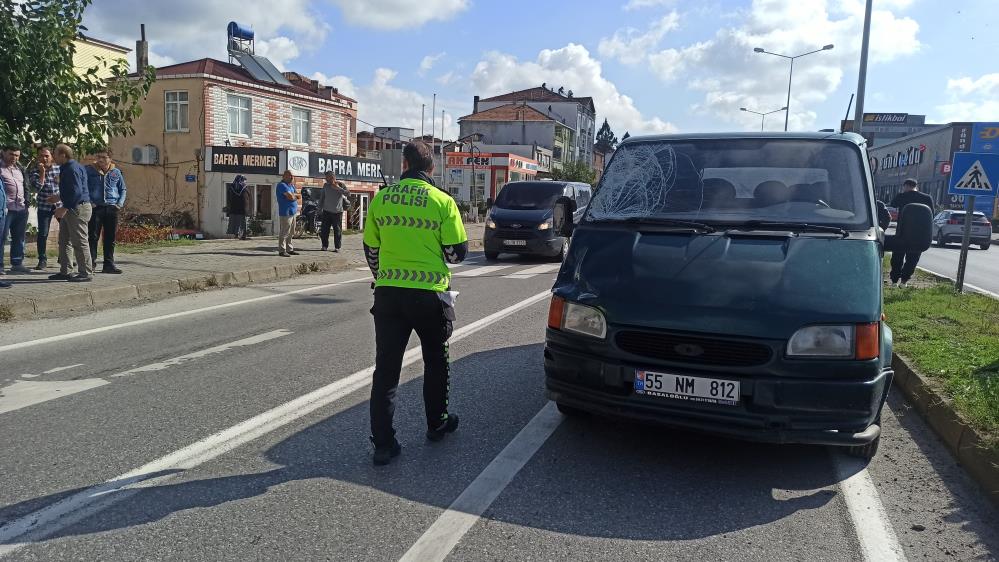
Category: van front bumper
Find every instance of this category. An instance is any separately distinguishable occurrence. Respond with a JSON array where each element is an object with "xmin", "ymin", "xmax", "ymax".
[
  {"xmin": 544, "ymin": 342, "xmax": 891, "ymax": 446},
  {"xmin": 484, "ymin": 228, "xmax": 563, "ymax": 256}
]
